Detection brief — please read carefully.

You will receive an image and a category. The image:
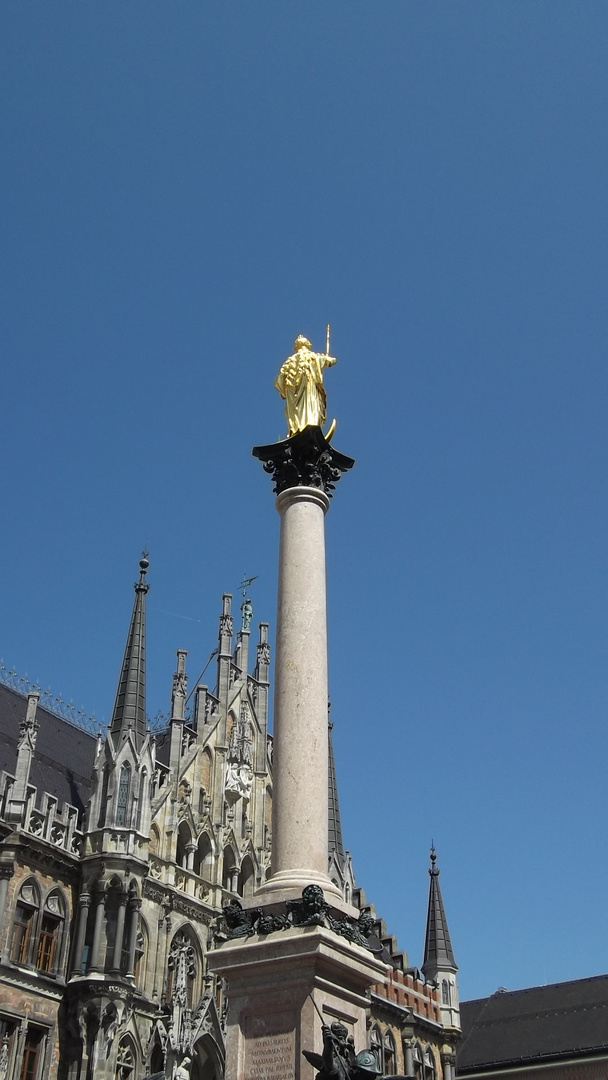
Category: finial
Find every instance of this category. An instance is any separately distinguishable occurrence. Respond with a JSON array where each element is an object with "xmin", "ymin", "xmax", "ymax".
[
  {"xmin": 429, "ymin": 843, "xmax": 439, "ymax": 874},
  {"xmin": 139, "ymin": 549, "xmax": 149, "ymax": 576}
]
